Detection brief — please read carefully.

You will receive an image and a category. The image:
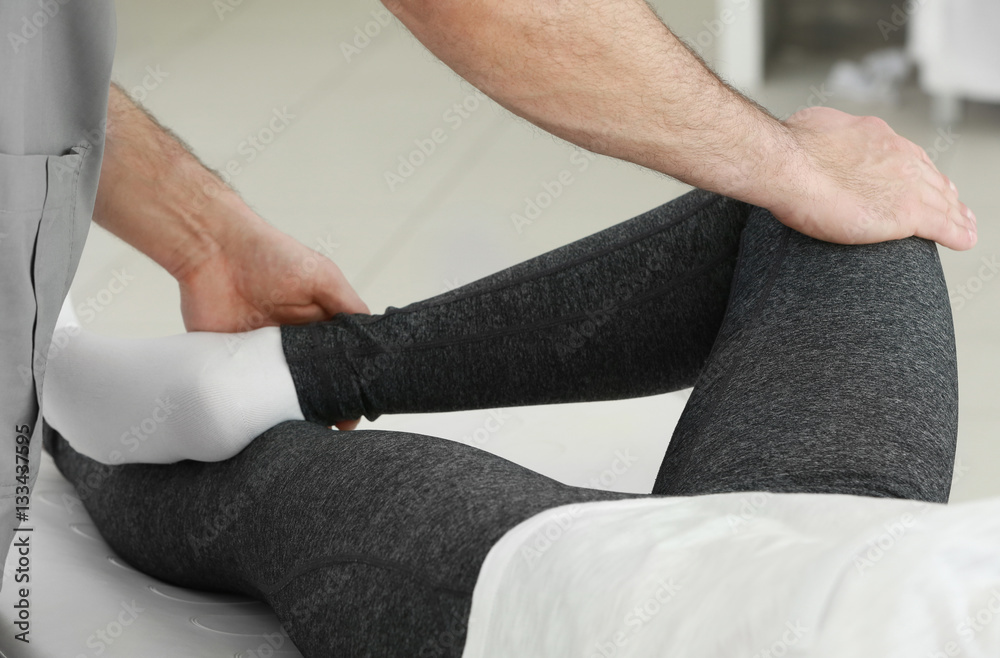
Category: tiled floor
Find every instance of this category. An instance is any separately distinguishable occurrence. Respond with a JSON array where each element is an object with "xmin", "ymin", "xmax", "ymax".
[{"xmin": 72, "ymin": 0, "xmax": 999, "ymax": 501}]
